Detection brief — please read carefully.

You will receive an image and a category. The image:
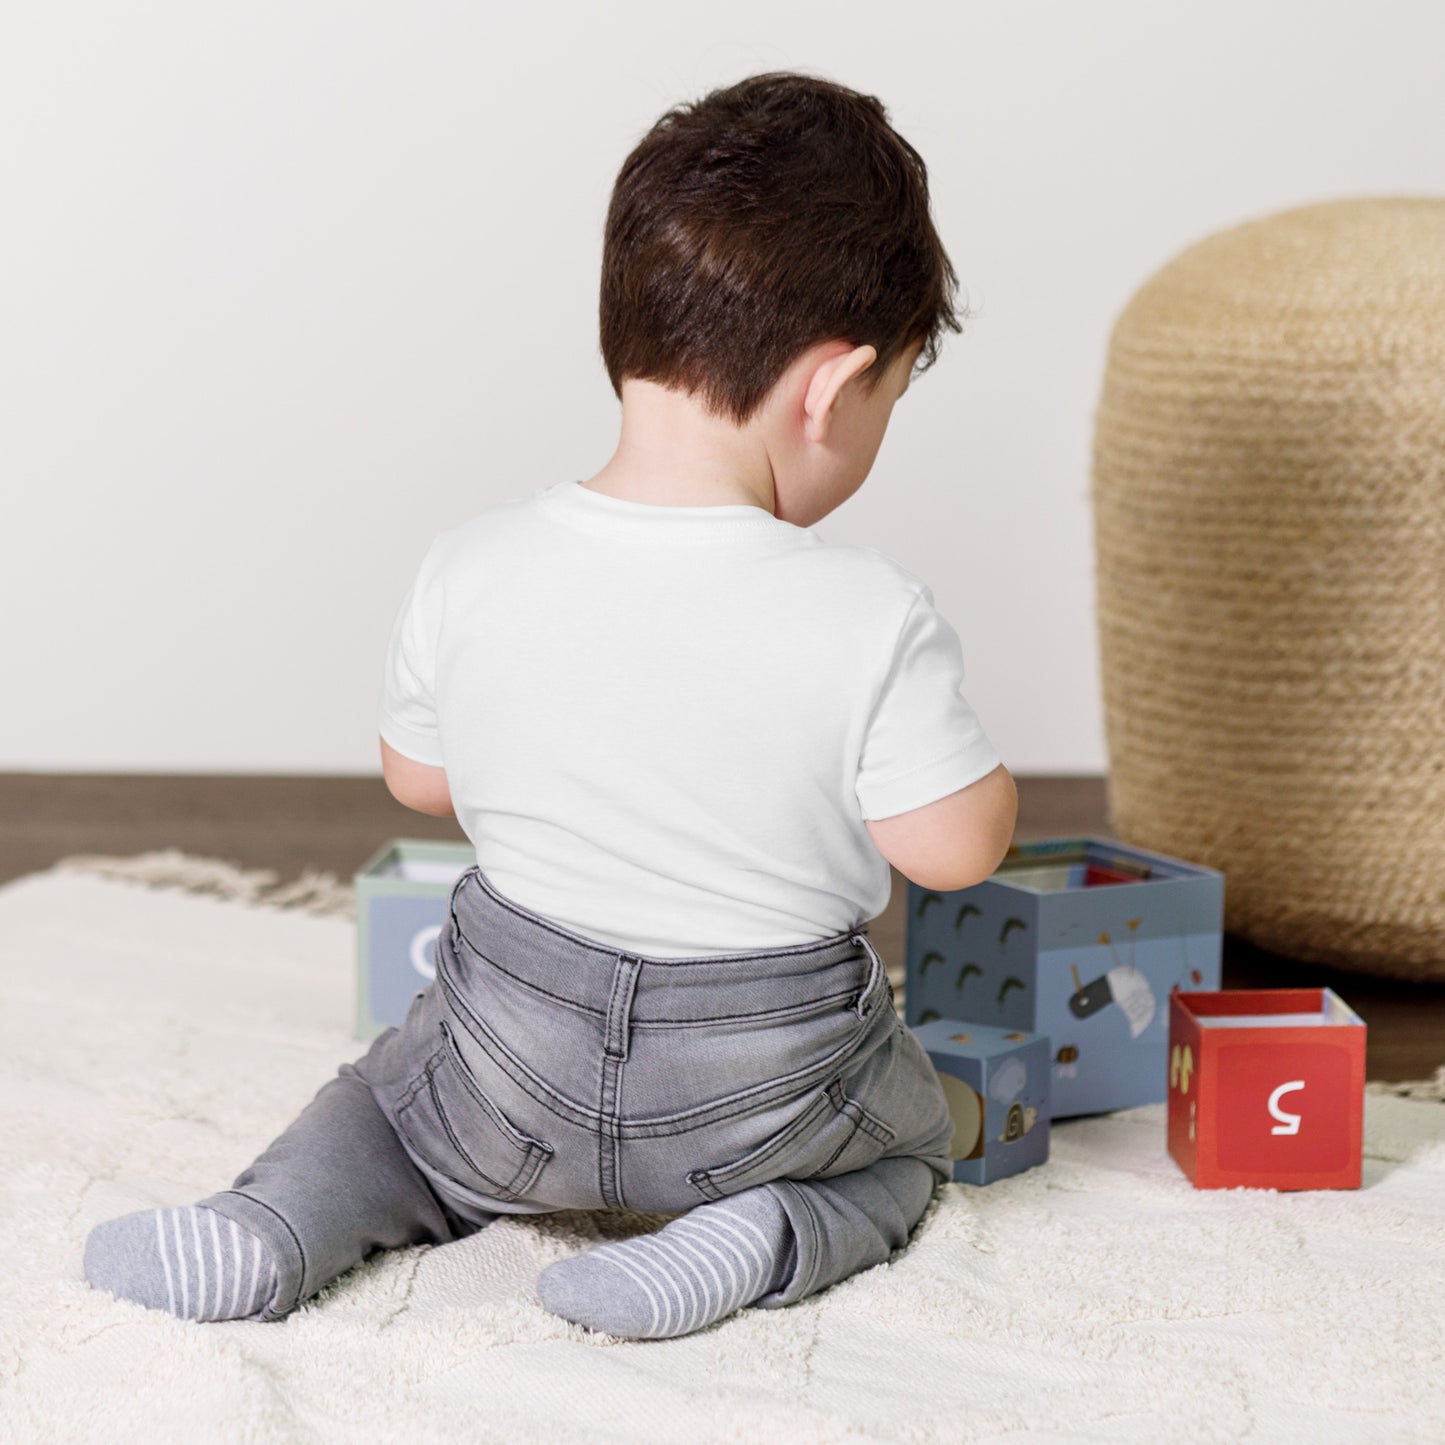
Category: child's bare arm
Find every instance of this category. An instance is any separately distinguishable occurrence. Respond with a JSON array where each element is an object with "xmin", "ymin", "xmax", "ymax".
[
  {"xmin": 864, "ymin": 763, "xmax": 1018, "ymax": 893},
  {"xmin": 379, "ymin": 736, "xmax": 455, "ymax": 818}
]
